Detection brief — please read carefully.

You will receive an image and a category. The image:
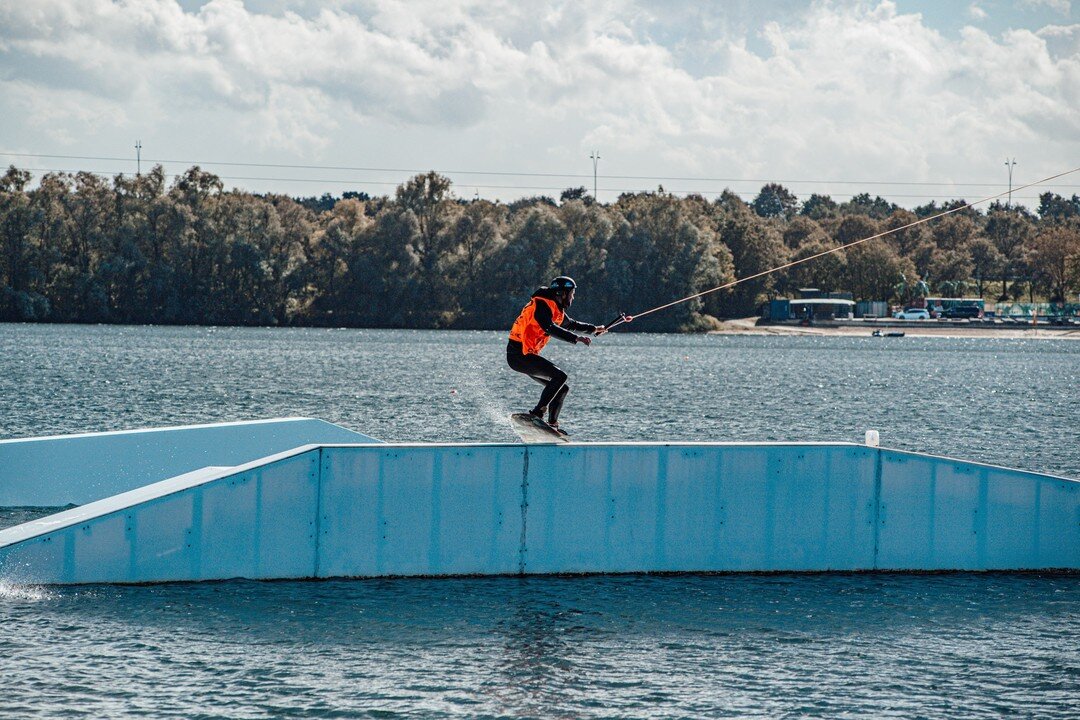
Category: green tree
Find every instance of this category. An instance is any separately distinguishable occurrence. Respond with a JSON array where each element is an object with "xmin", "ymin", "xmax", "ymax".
[
  {"xmin": 449, "ymin": 200, "xmax": 506, "ymax": 327},
  {"xmin": 1037, "ymin": 192, "xmax": 1080, "ymax": 223},
  {"xmin": 560, "ymin": 187, "xmax": 591, "ymax": 205},
  {"xmin": 800, "ymin": 193, "xmax": 838, "ymax": 220},
  {"xmin": 554, "ymin": 200, "xmax": 613, "ymax": 320},
  {"xmin": 894, "ymin": 275, "xmax": 929, "ymax": 306},
  {"xmin": 718, "ymin": 206, "xmax": 787, "ymax": 315},
  {"xmin": 209, "ymin": 192, "xmax": 287, "ymax": 325},
  {"xmin": 392, "ymin": 172, "xmax": 461, "ymax": 326},
  {"xmin": 302, "ymin": 198, "xmax": 369, "ymax": 322},
  {"xmin": 489, "ymin": 205, "xmax": 570, "ymax": 322},
  {"xmin": 751, "ymin": 183, "xmax": 798, "ymax": 220},
  {"xmin": 263, "ymin": 194, "xmax": 315, "ymax": 325},
  {"xmin": 607, "ymin": 192, "xmax": 733, "ymax": 329},
  {"xmin": 0, "ymin": 166, "xmax": 49, "ymax": 320},
  {"xmin": 161, "ymin": 166, "xmax": 225, "ymax": 323},
  {"xmin": 396, "ymin": 171, "xmax": 453, "ymax": 259},
  {"xmin": 11, "ymin": 161, "xmax": 1074, "ymax": 332},
  {"xmin": 27, "ymin": 173, "xmax": 73, "ymax": 297},
  {"xmin": 840, "ymin": 193, "xmax": 897, "ymax": 219},
  {"xmin": 936, "ymin": 279, "xmax": 968, "ymax": 298},
  {"xmin": 105, "ymin": 167, "xmax": 171, "ymax": 322},
  {"xmin": 47, "ymin": 171, "xmax": 116, "ymax": 321}
]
